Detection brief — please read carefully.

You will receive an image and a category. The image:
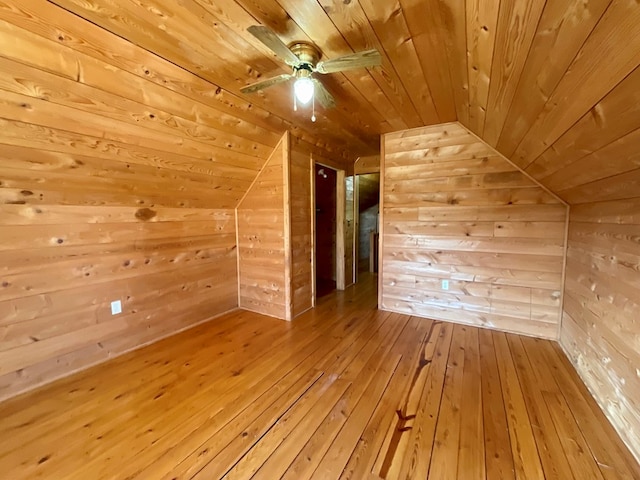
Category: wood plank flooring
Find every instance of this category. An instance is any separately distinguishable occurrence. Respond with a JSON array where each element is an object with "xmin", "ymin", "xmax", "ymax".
[{"xmin": 0, "ymin": 273, "xmax": 638, "ymax": 479}]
